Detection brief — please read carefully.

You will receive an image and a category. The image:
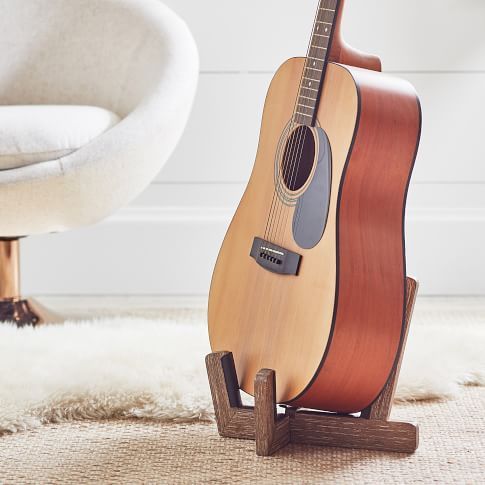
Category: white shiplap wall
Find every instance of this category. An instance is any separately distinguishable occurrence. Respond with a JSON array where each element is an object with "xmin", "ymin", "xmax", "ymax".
[{"xmin": 23, "ymin": 0, "xmax": 485, "ymax": 296}]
